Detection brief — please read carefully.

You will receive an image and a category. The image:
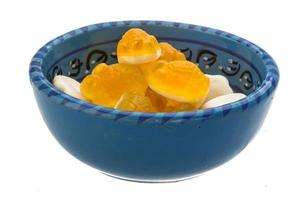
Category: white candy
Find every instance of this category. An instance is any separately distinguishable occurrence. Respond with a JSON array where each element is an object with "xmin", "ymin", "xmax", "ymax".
[
  {"xmin": 205, "ymin": 74, "xmax": 233, "ymax": 101},
  {"xmin": 53, "ymin": 75, "xmax": 83, "ymax": 100},
  {"xmin": 202, "ymin": 93, "xmax": 247, "ymax": 109}
]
